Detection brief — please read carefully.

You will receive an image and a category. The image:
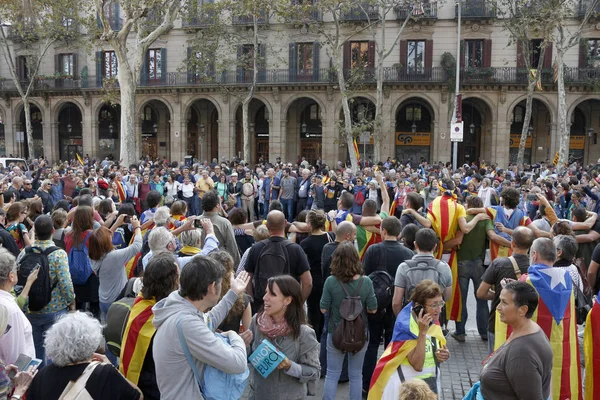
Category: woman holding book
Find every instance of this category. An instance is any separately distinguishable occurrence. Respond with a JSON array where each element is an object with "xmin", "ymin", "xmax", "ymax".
[{"xmin": 247, "ymin": 275, "xmax": 320, "ymax": 399}]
